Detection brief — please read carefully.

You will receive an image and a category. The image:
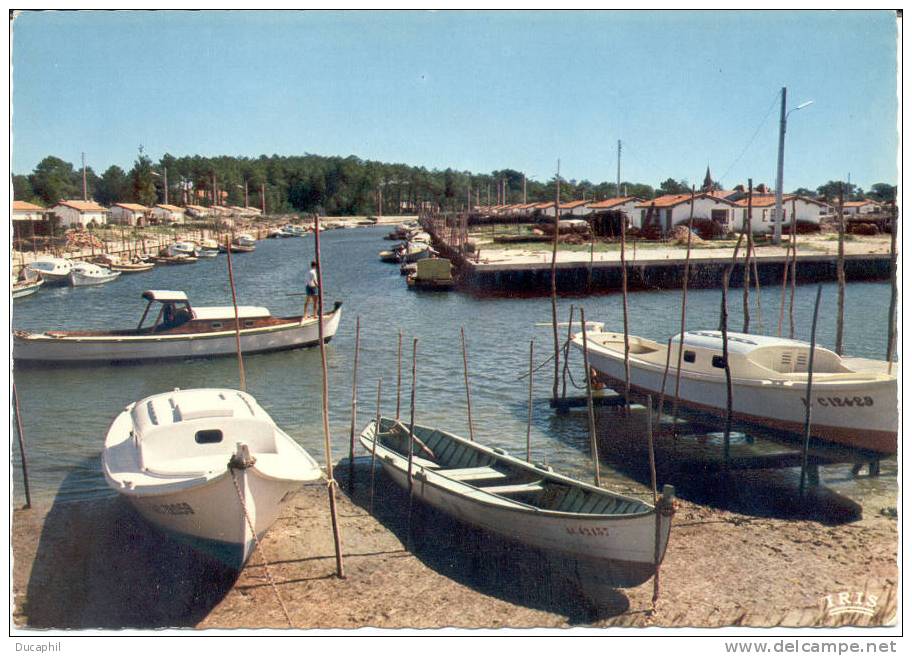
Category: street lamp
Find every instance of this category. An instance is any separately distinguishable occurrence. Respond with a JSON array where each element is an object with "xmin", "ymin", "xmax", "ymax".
[{"xmin": 773, "ymin": 87, "xmax": 814, "ymax": 244}]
